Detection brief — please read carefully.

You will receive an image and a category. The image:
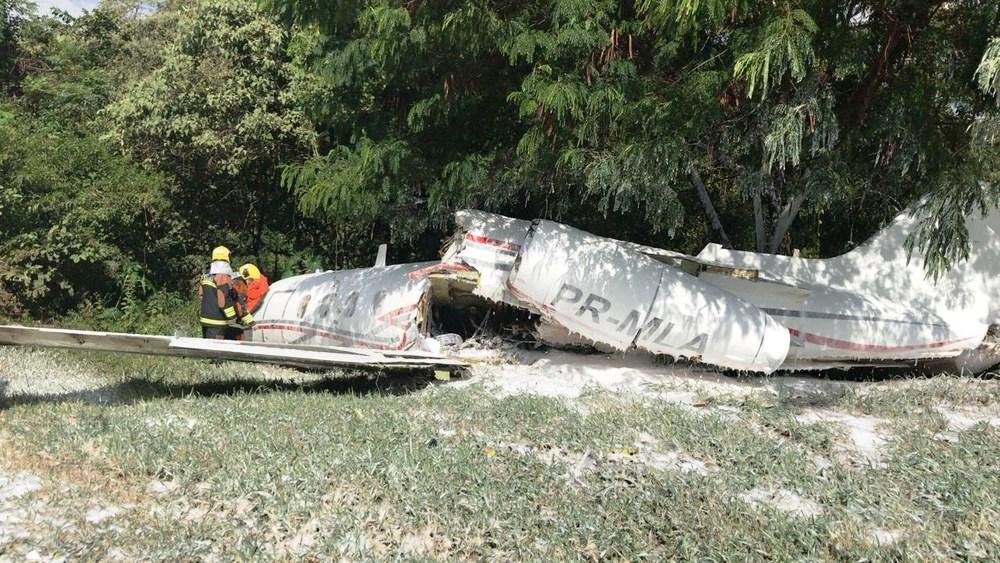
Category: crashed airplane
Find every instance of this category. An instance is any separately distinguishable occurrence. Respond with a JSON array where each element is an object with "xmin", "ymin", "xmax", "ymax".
[
  {"xmin": 2, "ymin": 203, "xmax": 997, "ymax": 374},
  {"xmin": 249, "ymin": 204, "xmax": 1000, "ymax": 374}
]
